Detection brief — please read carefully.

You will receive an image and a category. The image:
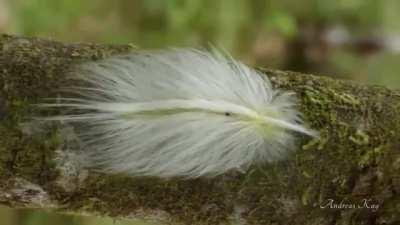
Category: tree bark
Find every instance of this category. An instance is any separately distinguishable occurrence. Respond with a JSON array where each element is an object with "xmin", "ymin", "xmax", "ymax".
[{"xmin": 0, "ymin": 34, "xmax": 399, "ymax": 225}]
